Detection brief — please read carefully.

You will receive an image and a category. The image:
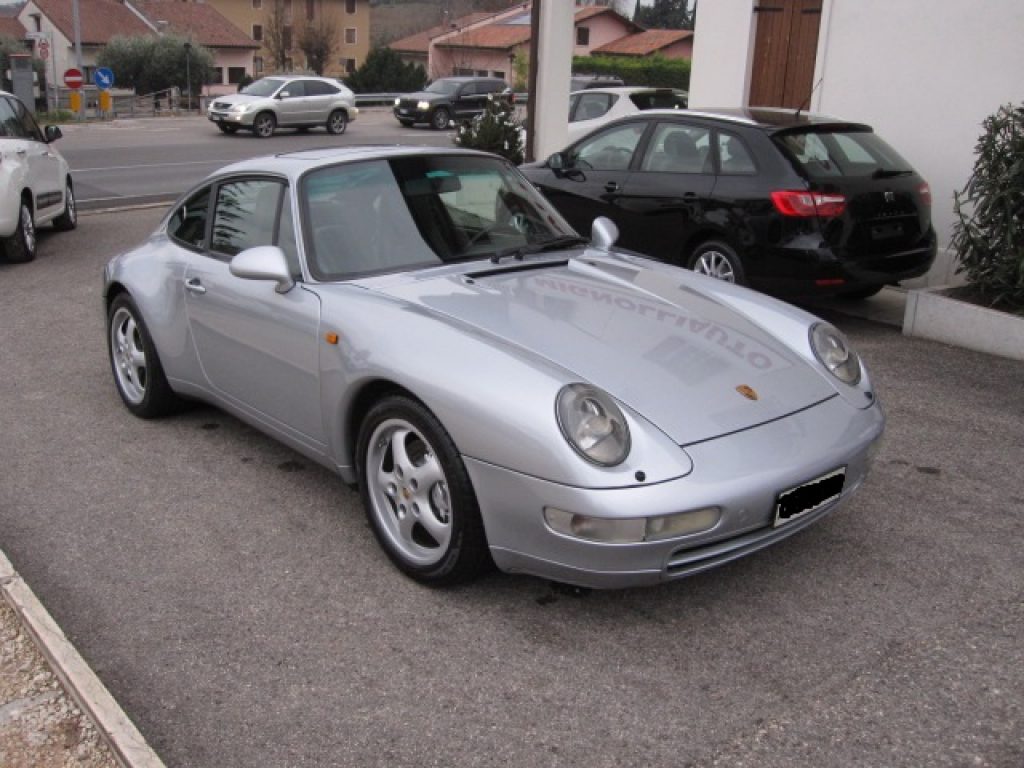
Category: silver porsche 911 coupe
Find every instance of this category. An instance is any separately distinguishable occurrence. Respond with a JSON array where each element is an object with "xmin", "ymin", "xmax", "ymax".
[{"xmin": 103, "ymin": 146, "xmax": 884, "ymax": 588}]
